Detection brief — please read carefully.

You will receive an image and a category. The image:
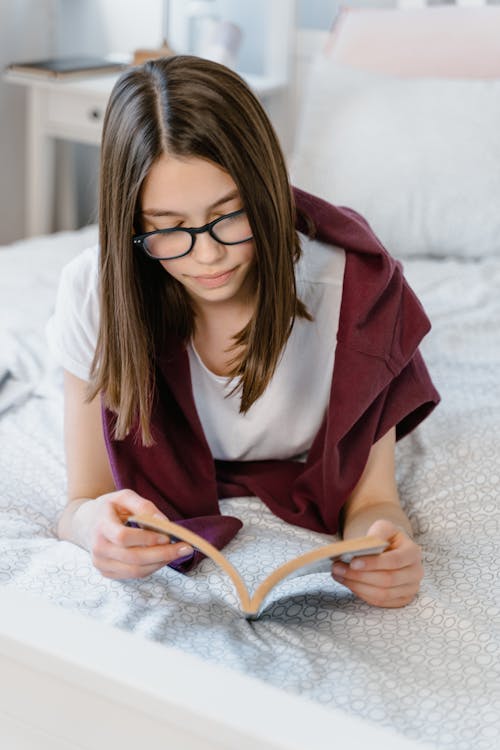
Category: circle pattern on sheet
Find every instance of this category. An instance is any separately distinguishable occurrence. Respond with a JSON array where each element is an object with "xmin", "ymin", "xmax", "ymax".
[{"xmin": 1, "ymin": 257, "xmax": 500, "ymax": 750}]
